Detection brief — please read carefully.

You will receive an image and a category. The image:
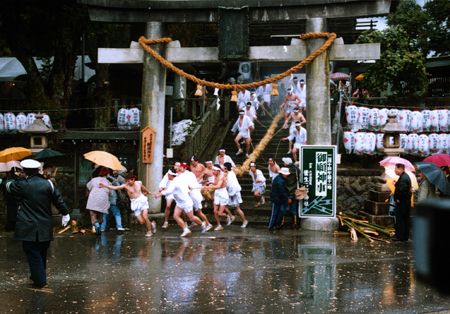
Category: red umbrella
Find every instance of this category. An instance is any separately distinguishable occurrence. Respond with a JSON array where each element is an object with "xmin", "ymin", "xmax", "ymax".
[
  {"xmin": 423, "ymin": 154, "xmax": 450, "ymax": 168},
  {"xmin": 330, "ymin": 72, "xmax": 350, "ymax": 82}
]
